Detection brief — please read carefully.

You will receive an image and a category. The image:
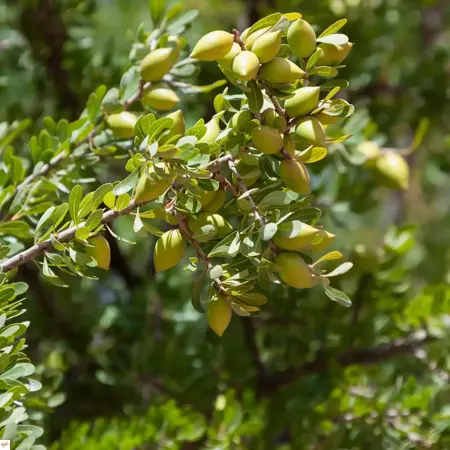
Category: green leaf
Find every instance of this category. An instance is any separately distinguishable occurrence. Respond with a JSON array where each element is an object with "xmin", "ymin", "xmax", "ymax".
[
  {"xmin": 246, "ymin": 13, "xmax": 282, "ymax": 37},
  {"xmin": 112, "ymin": 170, "xmax": 139, "ymax": 196},
  {"xmin": 323, "ymin": 284, "xmax": 352, "ymax": 307},
  {"xmin": 167, "ymin": 9, "xmax": 199, "ymax": 34},
  {"xmin": 298, "ymin": 147, "xmax": 327, "ymax": 163},
  {"xmin": 85, "ymin": 210, "xmax": 104, "ymax": 231},
  {"xmin": 0, "ymin": 221, "xmax": 30, "ymax": 238},
  {"xmin": 69, "ymin": 185, "xmax": 83, "ymax": 221},
  {"xmin": 259, "ymin": 191, "xmax": 291, "ymax": 209},
  {"xmin": 310, "ymin": 66, "xmax": 339, "ymax": 78},
  {"xmin": 259, "ymin": 223, "xmax": 277, "ymax": 241},
  {"xmin": 149, "ymin": 0, "xmax": 165, "ymax": 25},
  {"xmin": 209, "ymin": 265, "xmax": 223, "ymax": 279},
  {"xmin": 92, "ymin": 183, "xmax": 113, "ymax": 210},
  {"xmin": 209, "ymin": 232, "xmax": 239, "ymax": 258},
  {"xmin": 75, "ymin": 227, "xmax": 90, "ymax": 241},
  {"xmin": 306, "ymin": 48, "xmax": 323, "ymax": 72},
  {"xmin": 78, "ymin": 192, "xmax": 95, "ymax": 220},
  {"xmin": 411, "ymin": 118, "xmax": 430, "ymax": 152},
  {"xmin": 318, "ymin": 19, "xmax": 348, "ymax": 38},
  {"xmin": 116, "ymin": 193, "xmax": 130, "ymax": 210},
  {"xmin": 191, "ymin": 271, "xmax": 206, "ymax": 313},
  {"xmin": 316, "ymin": 33, "xmax": 349, "ymax": 45},
  {"xmin": 246, "ymin": 80, "xmax": 264, "ymax": 113},
  {"xmin": 313, "ymin": 251, "xmax": 343, "ymax": 266},
  {"xmin": 103, "ymin": 192, "xmax": 116, "ymax": 209},
  {"xmin": 324, "ymin": 262, "xmax": 353, "ymax": 277}
]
